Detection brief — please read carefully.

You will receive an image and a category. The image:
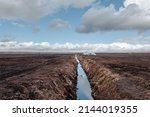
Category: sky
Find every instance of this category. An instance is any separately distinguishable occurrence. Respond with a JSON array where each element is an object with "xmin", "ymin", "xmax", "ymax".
[{"xmin": 0, "ymin": 0, "xmax": 150, "ymax": 52}]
